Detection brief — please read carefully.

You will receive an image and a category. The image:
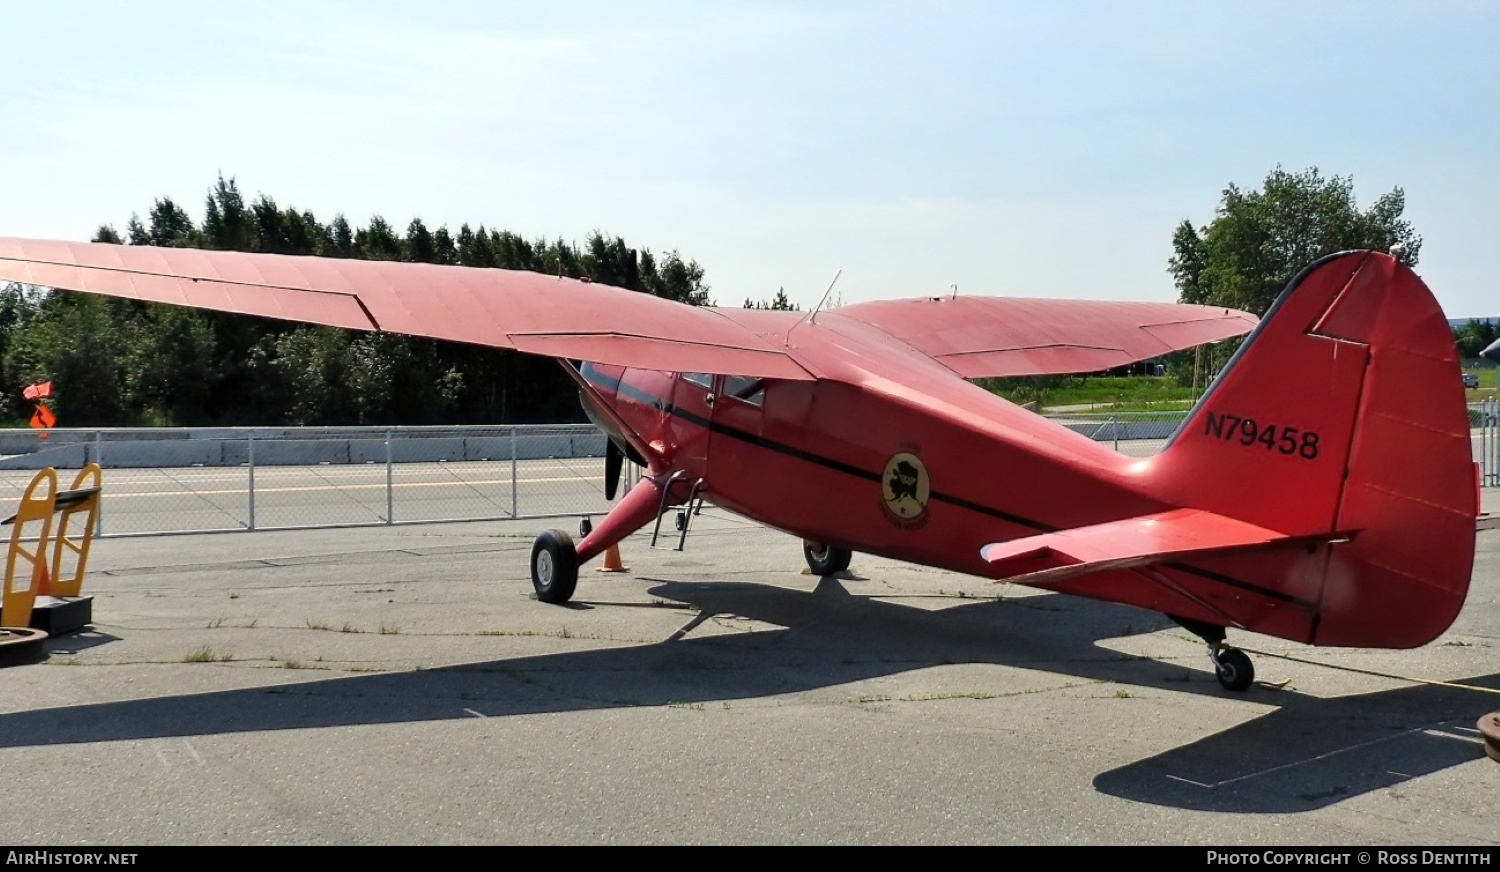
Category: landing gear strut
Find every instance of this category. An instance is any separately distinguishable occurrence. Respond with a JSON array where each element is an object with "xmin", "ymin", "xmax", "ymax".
[
  {"xmin": 531, "ymin": 473, "xmax": 679, "ymax": 606},
  {"xmin": 1171, "ymin": 616, "xmax": 1255, "ymax": 692}
]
